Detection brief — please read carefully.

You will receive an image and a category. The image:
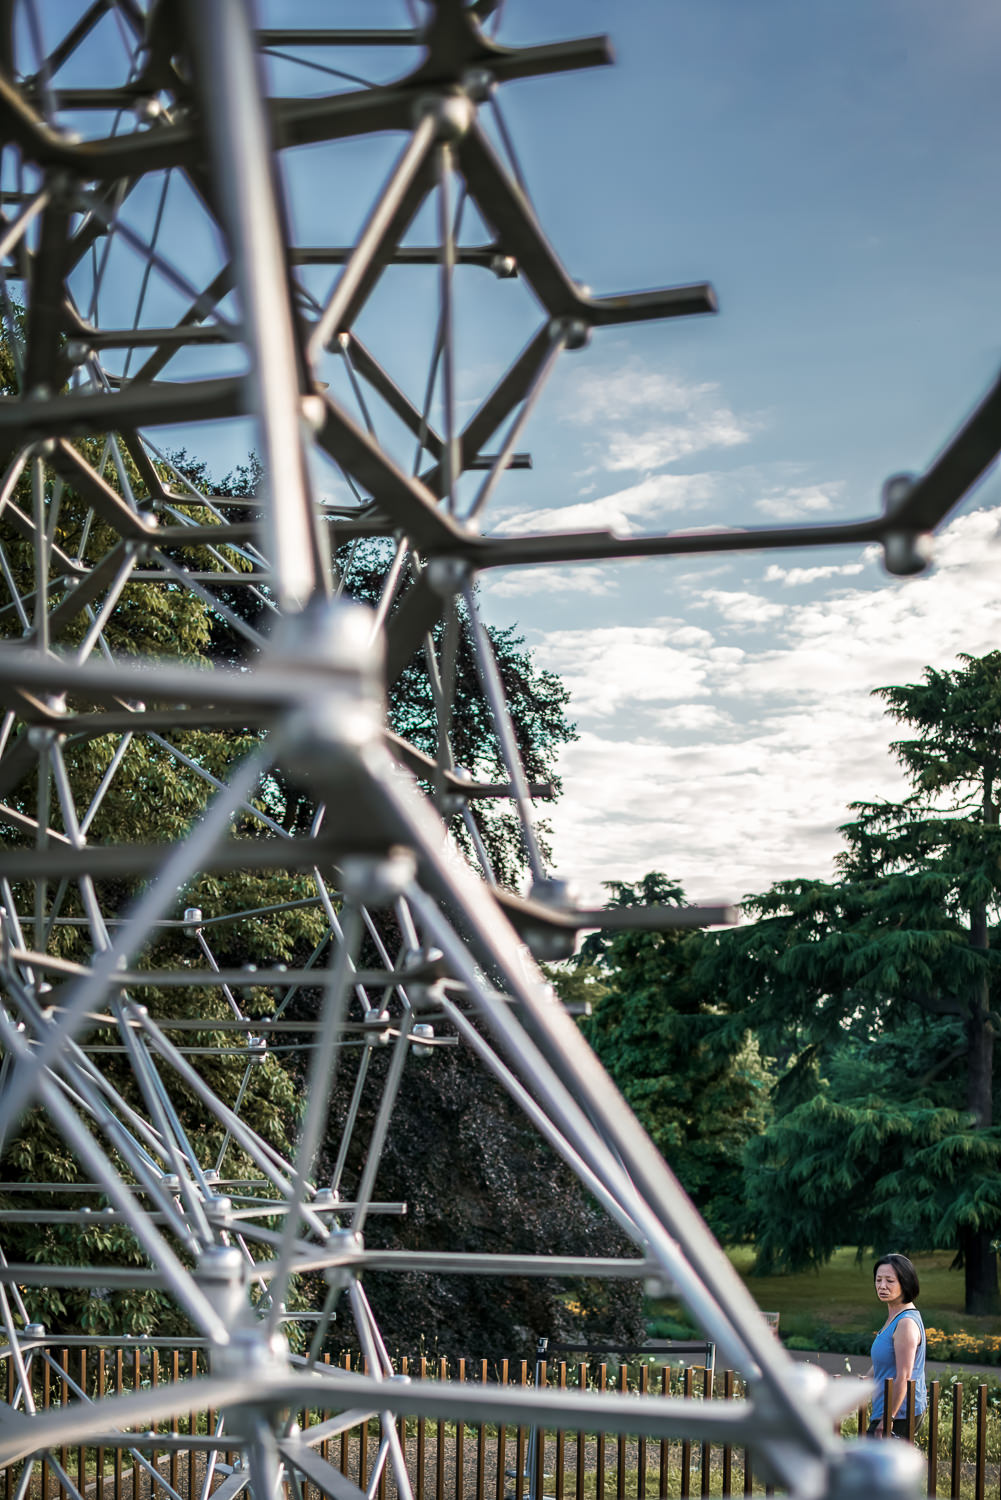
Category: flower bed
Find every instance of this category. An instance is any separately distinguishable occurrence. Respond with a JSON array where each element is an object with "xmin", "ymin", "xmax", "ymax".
[{"xmin": 924, "ymin": 1328, "xmax": 1001, "ymax": 1366}]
